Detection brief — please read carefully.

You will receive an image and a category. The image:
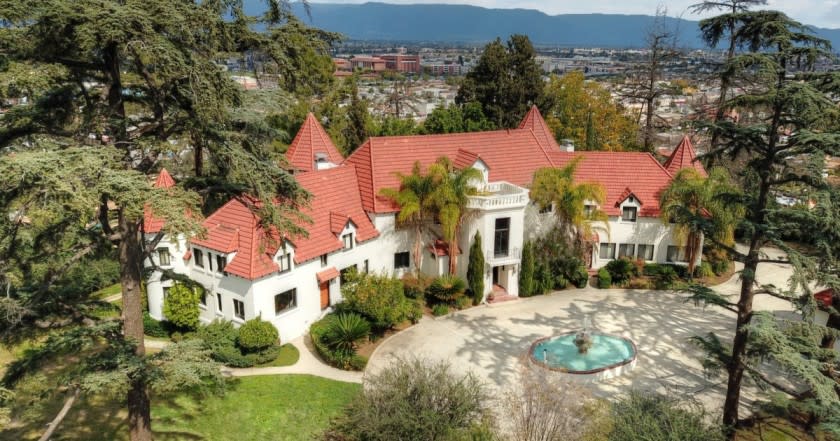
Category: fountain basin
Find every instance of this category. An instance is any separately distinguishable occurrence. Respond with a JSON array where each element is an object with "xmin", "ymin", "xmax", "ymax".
[{"xmin": 529, "ymin": 331, "xmax": 637, "ymax": 382}]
